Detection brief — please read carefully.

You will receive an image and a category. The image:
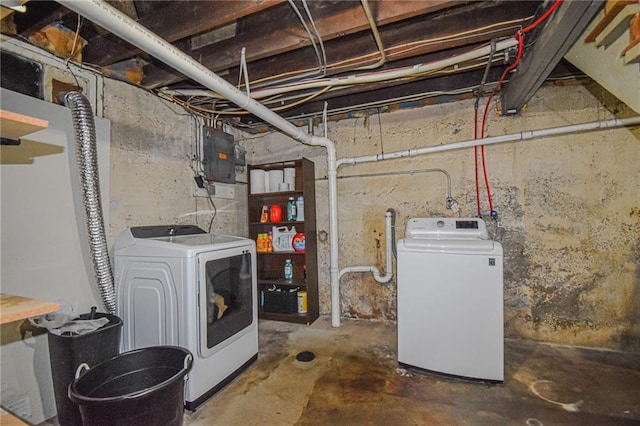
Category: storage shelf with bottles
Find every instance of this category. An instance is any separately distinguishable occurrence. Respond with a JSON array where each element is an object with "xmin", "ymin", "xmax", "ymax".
[{"xmin": 248, "ymin": 158, "xmax": 318, "ymax": 325}]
